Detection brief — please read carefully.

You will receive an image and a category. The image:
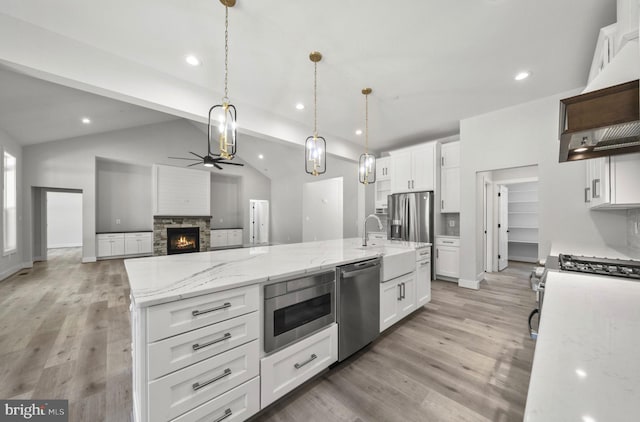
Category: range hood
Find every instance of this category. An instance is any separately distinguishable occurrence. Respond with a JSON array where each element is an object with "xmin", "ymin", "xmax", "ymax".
[{"xmin": 558, "ymin": 40, "xmax": 640, "ymax": 163}]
